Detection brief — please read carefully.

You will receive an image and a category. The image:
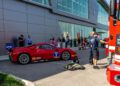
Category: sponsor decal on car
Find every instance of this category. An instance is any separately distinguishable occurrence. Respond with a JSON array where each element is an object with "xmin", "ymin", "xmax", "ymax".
[
  {"xmin": 32, "ymin": 57, "xmax": 42, "ymax": 60},
  {"xmin": 32, "ymin": 57, "xmax": 36, "ymax": 60},
  {"xmin": 36, "ymin": 57, "xmax": 42, "ymax": 60},
  {"xmin": 53, "ymin": 52, "xmax": 60, "ymax": 58}
]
